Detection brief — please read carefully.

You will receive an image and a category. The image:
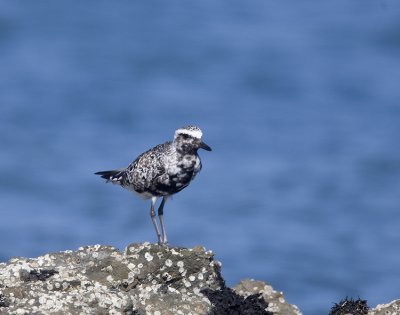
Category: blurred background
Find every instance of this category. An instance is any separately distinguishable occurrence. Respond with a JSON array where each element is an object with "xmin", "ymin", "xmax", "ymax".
[{"xmin": 1, "ymin": 1, "xmax": 400, "ymax": 314}]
